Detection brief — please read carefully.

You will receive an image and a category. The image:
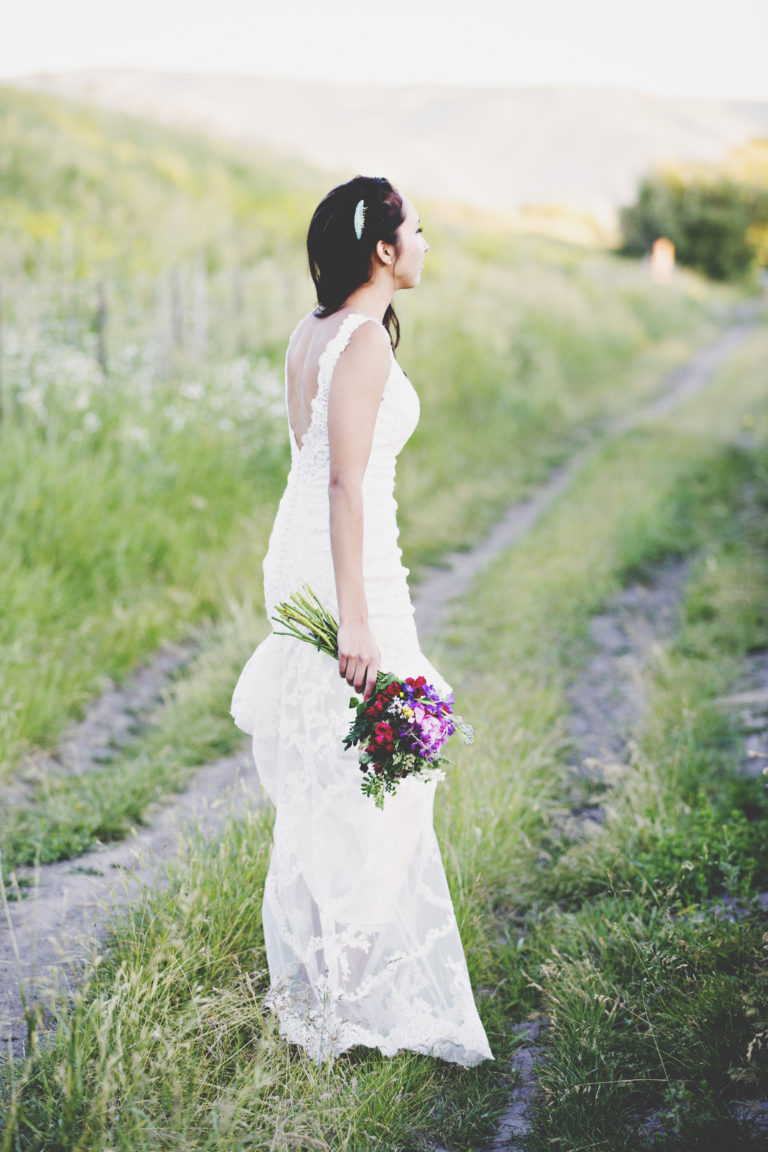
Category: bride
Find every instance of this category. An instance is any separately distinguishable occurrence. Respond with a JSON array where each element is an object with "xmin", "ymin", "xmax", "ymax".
[{"xmin": 231, "ymin": 175, "xmax": 492, "ymax": 1065}]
